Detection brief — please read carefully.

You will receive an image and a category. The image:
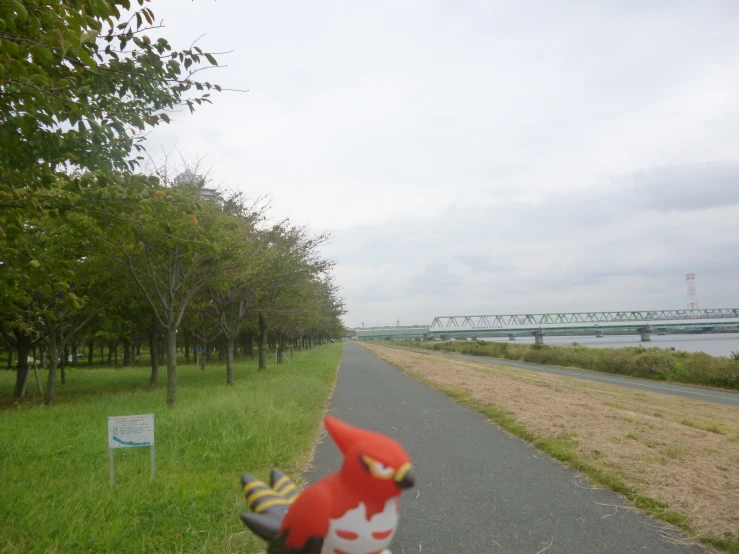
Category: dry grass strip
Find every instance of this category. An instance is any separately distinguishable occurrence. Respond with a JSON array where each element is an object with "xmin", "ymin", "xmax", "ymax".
[{"xmin": 363, "ymin": 343, "xmax": 739, "ymax": 547}]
